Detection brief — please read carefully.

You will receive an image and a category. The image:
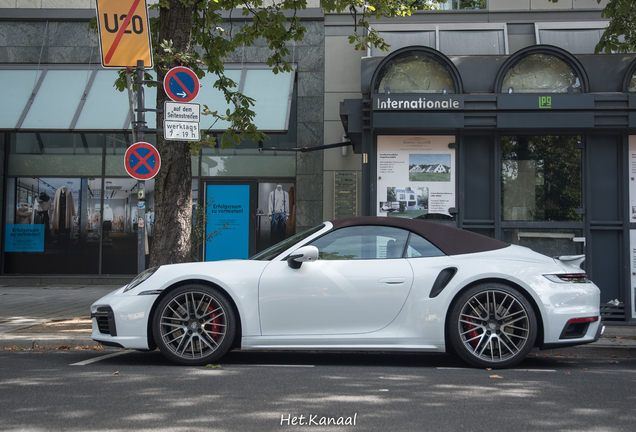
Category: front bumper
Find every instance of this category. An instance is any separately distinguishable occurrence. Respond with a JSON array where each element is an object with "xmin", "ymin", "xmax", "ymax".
[{"xmin": 90, "ymin": 287, "xmax": 159, "ymax": 350}]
